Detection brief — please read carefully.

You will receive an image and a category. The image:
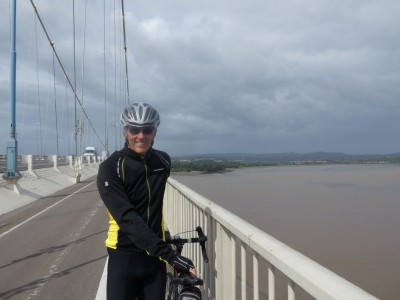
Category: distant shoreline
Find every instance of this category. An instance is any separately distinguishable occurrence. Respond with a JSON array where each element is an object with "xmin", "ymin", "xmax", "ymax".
[
  {"xmin": 171, "ymin": 169, "xmax": 233, "ymax": 176},
  {"xmin": 171, "ymin": 161, "xmax": 400, "ymax": 175}
]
